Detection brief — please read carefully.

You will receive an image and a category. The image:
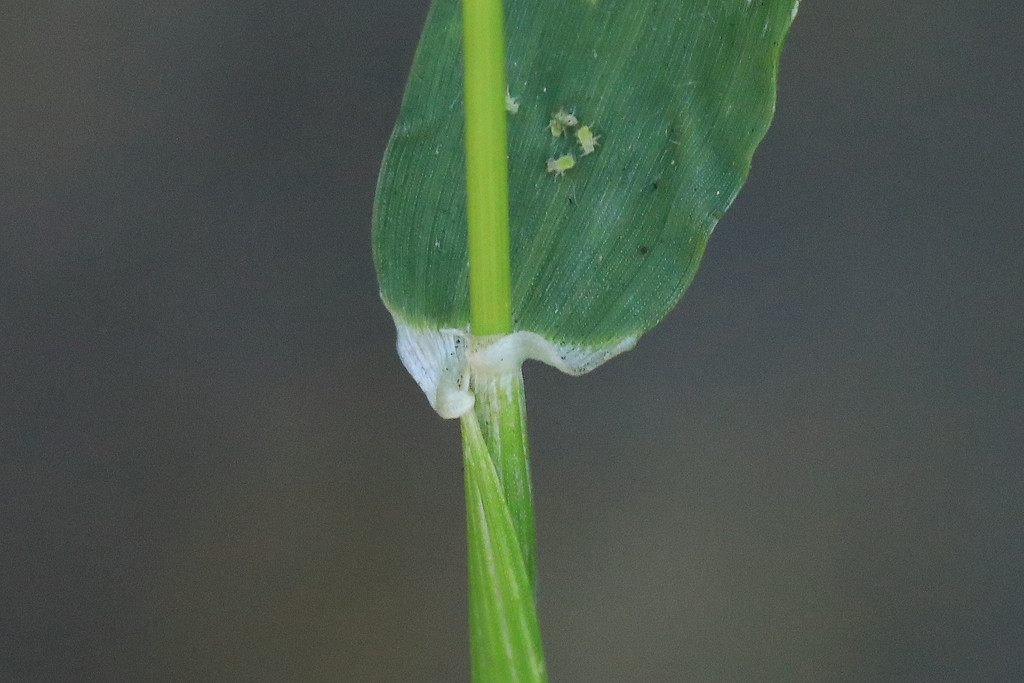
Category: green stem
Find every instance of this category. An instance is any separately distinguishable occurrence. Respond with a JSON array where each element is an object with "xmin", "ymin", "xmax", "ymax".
[
  {"xmin": 461, "ymin": 2, "xmax": 544, "ymax": 678},
  {"xmin": 462, "ymin": 370, "xmax": 546, "ymax": 682},
  {"xmin": 462, "ymin": 0, "xmax": 511, "ymax": 336},
  {"xmin": 471, "ymin": 370, "xmax": 538, "ymax": 589}
]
